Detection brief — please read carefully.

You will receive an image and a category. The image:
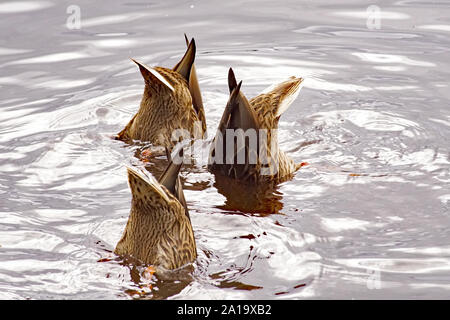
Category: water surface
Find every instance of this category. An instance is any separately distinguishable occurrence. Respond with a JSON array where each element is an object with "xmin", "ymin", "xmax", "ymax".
[{"xmin": 0, "ymin": 0, "xmax": 449, "ymax": 299}]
